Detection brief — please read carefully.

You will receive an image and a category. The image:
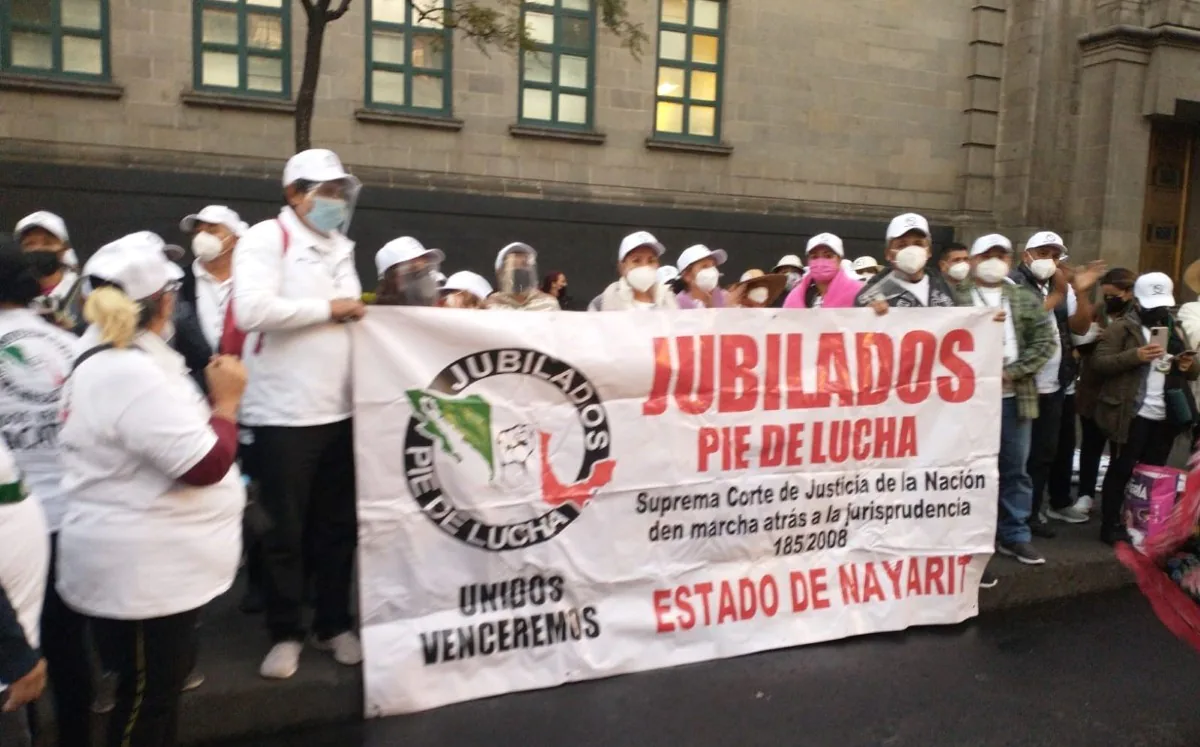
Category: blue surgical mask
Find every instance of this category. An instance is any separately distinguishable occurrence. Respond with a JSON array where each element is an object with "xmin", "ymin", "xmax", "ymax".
[{"xmin": 306, "ymin": 197, "xmax": 348, "ymax": 233}]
